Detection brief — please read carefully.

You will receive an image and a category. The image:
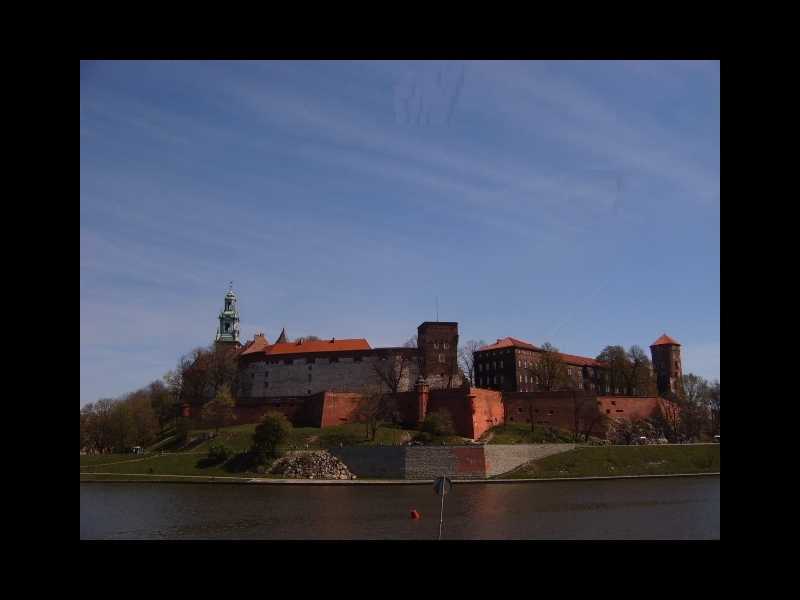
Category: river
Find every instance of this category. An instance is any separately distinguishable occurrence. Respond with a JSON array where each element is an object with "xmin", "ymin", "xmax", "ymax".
[{"xmin": 80, "ymin": 475, "xmax": 719, "ymax": 540}]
